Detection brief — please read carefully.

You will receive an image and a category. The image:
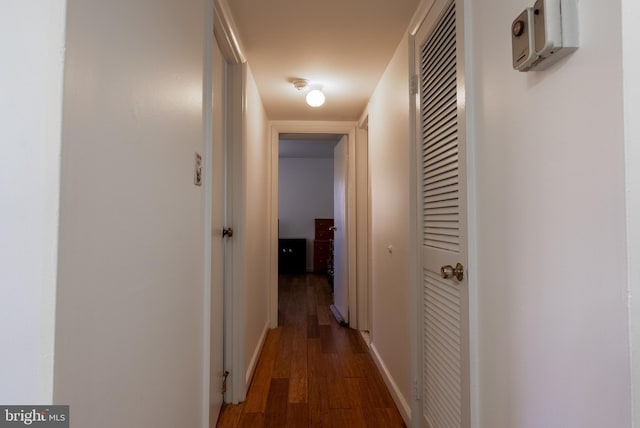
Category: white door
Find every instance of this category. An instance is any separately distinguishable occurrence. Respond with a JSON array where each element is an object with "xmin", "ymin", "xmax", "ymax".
[
  {"xmin": 332, "ymin": 136, "xmax": 348, "ymax": 323},
  {"xmin": 415, "ymin": 0, "xmax": 470, "ymax": 427},
  {"xmin": 209, "ymin": 36, "xmax": 226, "ymax": 424}
]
